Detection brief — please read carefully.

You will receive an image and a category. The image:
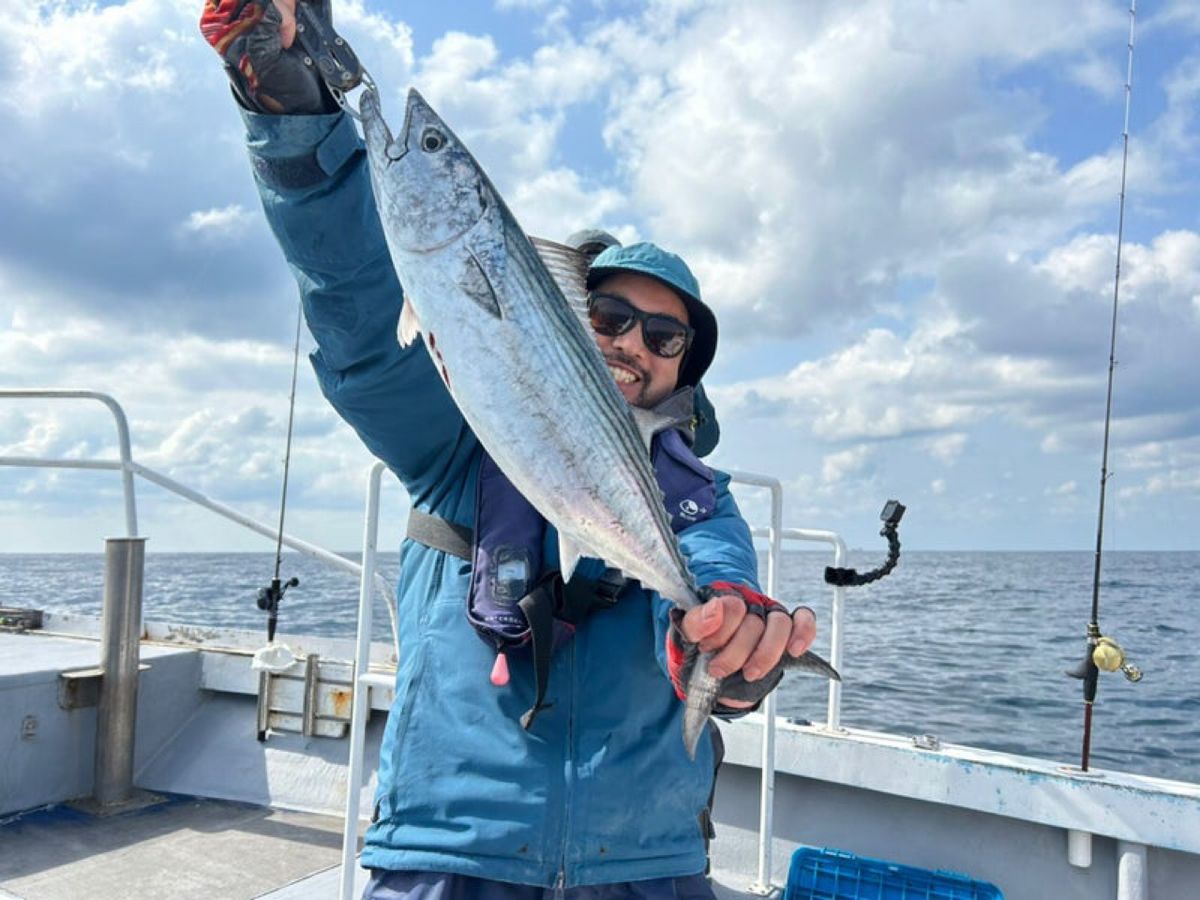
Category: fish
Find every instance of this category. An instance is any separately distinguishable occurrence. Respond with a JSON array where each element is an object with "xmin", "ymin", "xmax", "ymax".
[{"xmin": 359, "ymin": 86, "xmax": 838, "ymax": 757}]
